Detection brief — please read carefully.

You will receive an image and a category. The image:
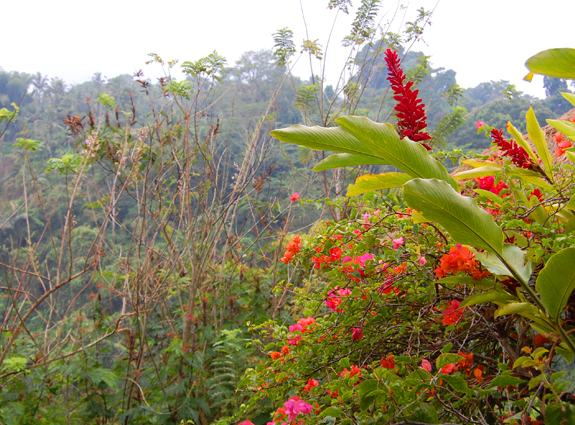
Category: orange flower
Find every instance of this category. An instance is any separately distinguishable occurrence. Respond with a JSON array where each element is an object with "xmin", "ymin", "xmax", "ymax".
[
  {"xmin": 270, "ymin": 351, "xmax": 282, "ymax": 360},
  {"xmin": 281, "ymin": 345, "xmax": 290, "ymax": 355}
]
